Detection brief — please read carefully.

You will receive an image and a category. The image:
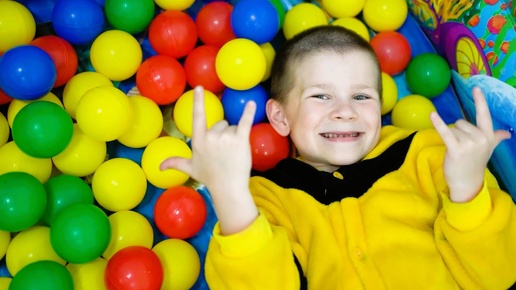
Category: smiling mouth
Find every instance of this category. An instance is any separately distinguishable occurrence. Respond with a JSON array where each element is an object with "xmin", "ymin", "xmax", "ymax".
[{"xmin": 320, "ymin": 132, "xmax": 361, "ymax": 138}]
